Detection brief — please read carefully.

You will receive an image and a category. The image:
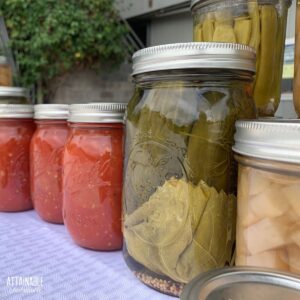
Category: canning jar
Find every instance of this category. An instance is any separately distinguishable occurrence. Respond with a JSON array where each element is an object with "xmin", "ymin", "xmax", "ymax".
[
  {"xmin": 0, "ymin": 87, "xmax": 30, "ymax": 104},
  {"xmin": 191, "ymin": 0, "xmax": 292, "ymax": 117},
  {"xmin": 0, "ymin": 104, "xmax": 35, "ymax": 212},
  {"xmin": 294, "ymin": 1, "xmax": 300, "ymax": 117},
  {"xmin": 0, "ymin": 56, "xmax": 12, "ymax": 86},
  {"xmin": 30, "ymin": 104, "xmax": 69, "ymax": 224},
  {"xmin": 63, "ymin": 103, "xmax": 126, "ymax": 251},
  {"xmin": 233, "ymin": 120, "xmax": 300, "ymax": 275},
  {"xmin": 123, "ymin": 42, "xmax": 257, "ymax": 296}
]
